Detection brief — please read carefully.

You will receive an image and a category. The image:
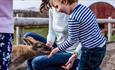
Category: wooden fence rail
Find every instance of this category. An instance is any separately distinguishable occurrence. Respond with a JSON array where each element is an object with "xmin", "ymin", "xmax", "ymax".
[{"xmin": 14, "ymin": 17, "xmax": 115, "ymax": 45}]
